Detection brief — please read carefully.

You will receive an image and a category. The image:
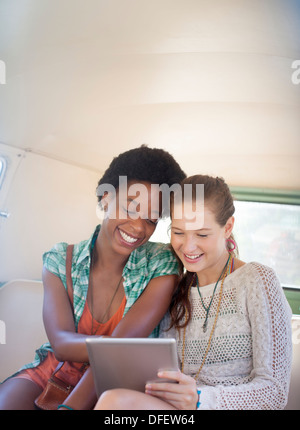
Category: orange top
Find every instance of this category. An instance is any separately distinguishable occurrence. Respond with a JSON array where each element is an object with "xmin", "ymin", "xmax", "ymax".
[{"xmin": 19, "ymin": 296, "xmax": 126, "ymax": 390}]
